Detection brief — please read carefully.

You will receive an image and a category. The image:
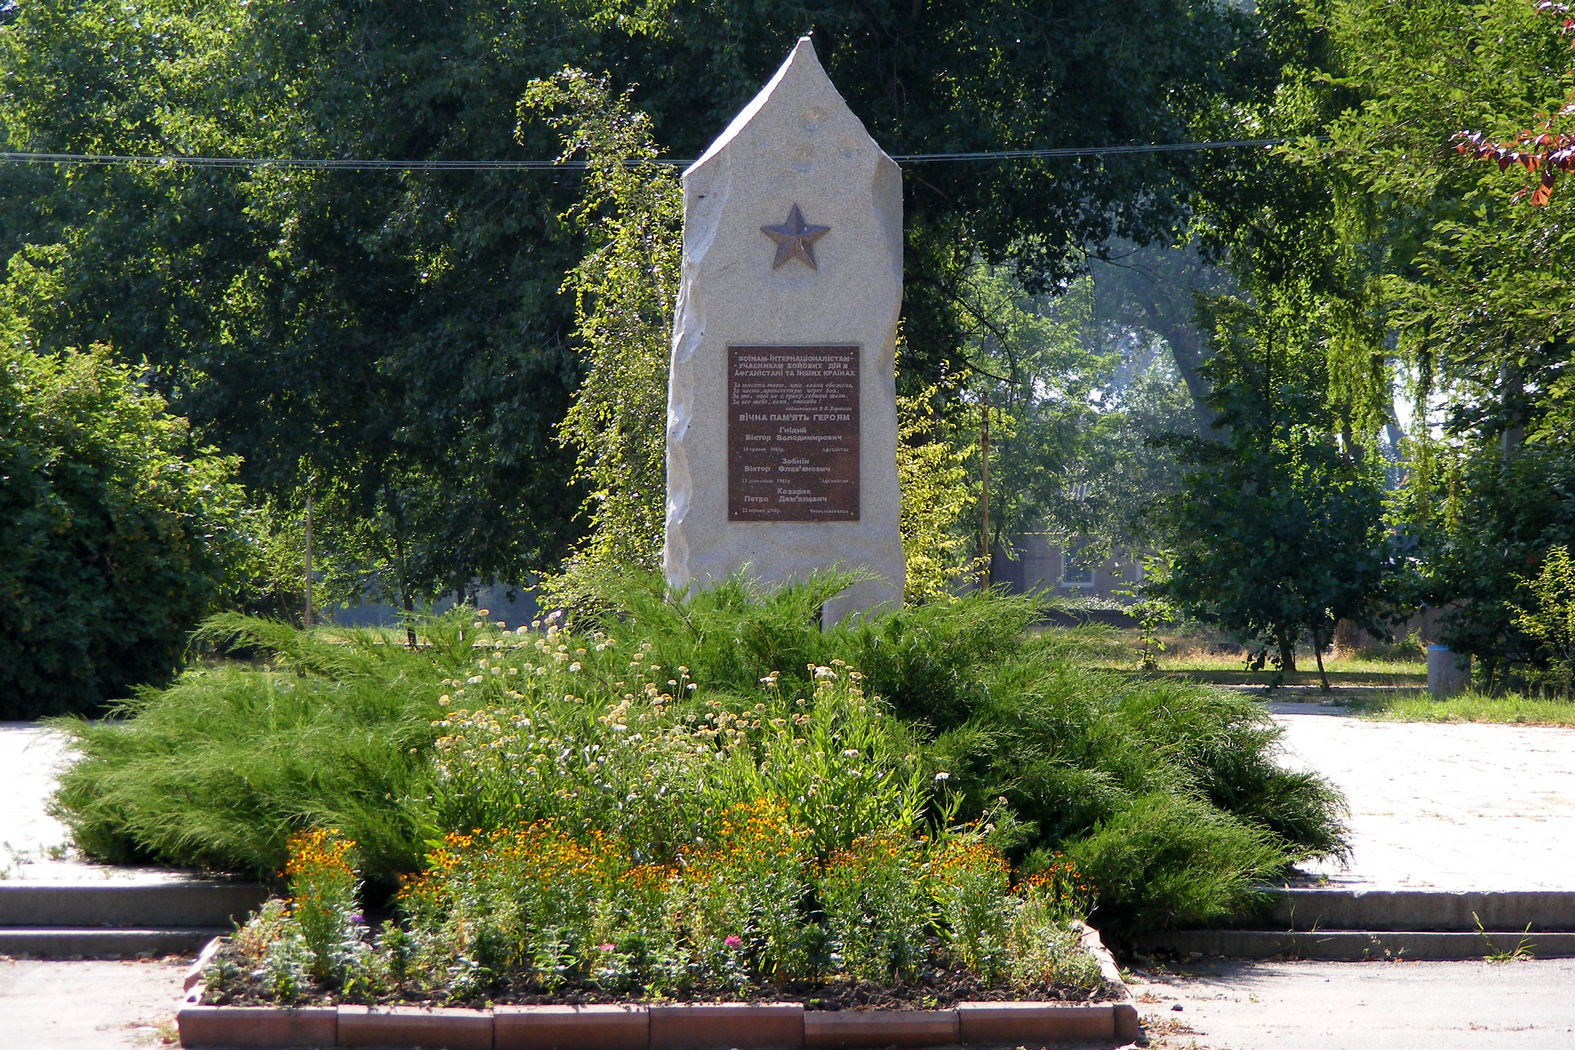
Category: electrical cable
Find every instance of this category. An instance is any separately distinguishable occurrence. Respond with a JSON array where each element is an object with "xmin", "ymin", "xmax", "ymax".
[{"xmin": 0, "ymin": 136, "xmax": 1317, "ymax": 172}]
